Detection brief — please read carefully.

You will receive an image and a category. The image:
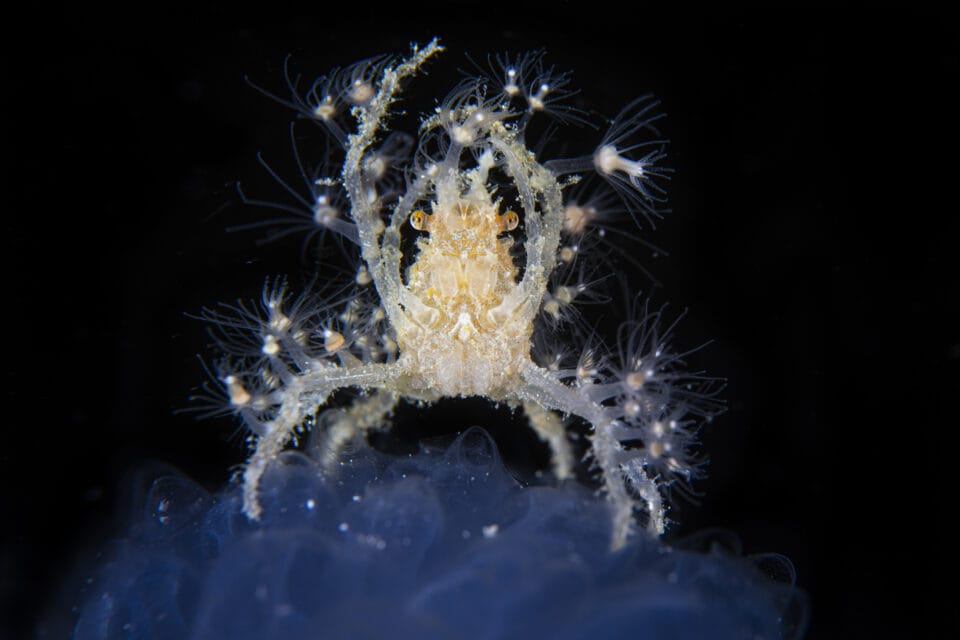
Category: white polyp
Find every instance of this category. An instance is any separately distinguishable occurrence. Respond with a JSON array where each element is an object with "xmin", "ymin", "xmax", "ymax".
[
  {"xmin": 356, "ymin": 265, "xmax": 372, "ymax": 286},
  {"xmin": 451, "ymin": 125, "xmax": 474, "ymax": 145},
  {"xmin": 504, "ymin": 68, "xmax": 519, "ymax": 96},
  {"xmin": 555, "ymin": 286, "xmax": 576, "ymax": 305},
  {"xmin": 348, "ymin": 81, "xmax": 374, "ymax": 105},
  {"xmin": 365, "ymin": 156, "xmax": 386, "ymax": 179},
  {"xmin": 224, "ymin": 375, "xmax": 251, "ymax": 407},
  {"xmin": 625, "ymin": 371, "xmax": 646, "ymax": 390},
  {"xmin": 543, "ymin": 299, "xmax": 561, "ymax": 319},
  {"xmin": 324, "ymin": 329, "xmax": 345, "ymax": 353},
  {"xmin": 563, "ymin": 205, "xmax": 595, "ymax": 234},
  {"xmin": 528, "ymin": 83, "xmax": 549, "ymax": 111},
  {"xmin": 313, "ymin": 100, "xmax": 336, "ymax": 121},
  {"xmin": 269, "ymin": 311, "xmax": 290, "ymax": 332},
  {"xmin": 666, "ymin": 456, "xmax": 686, "ymax": 475},
  {"xmin": 262, "ymin": 334, "xmax": 280, "ymax": 356},
  {"xmin": 593, "ymin": 144, "xmax": 646, "ymax": 179}
]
